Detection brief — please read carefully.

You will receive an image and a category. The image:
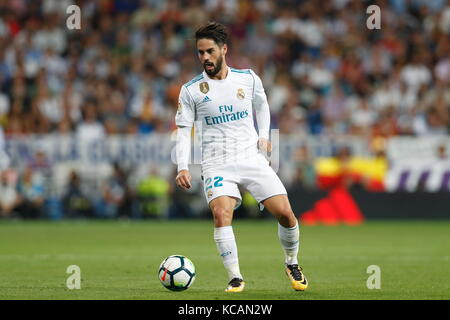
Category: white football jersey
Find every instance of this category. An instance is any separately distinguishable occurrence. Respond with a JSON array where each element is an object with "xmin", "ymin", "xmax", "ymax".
[{"xmin": 176, "ymin": 67, "xmax": 268, "ymax": 171}]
